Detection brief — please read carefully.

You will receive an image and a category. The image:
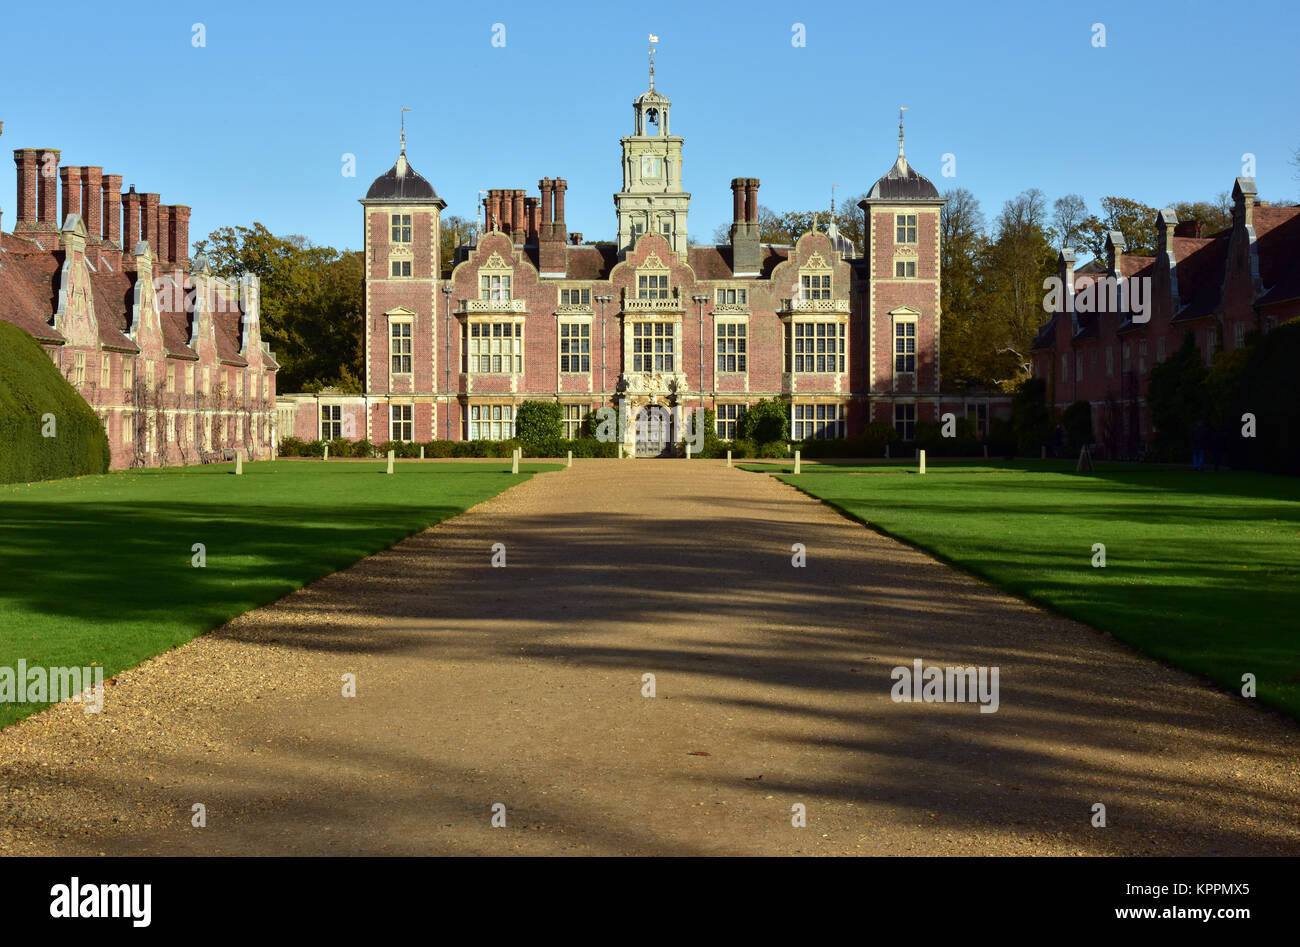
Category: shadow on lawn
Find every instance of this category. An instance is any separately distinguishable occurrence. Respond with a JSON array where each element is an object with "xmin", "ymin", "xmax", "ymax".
[
  {"xmin": 6, "ymin": 464, "xmax": 1298, "ymax": 855},
  {"xmin": 182, "ymin": 482, "xmax": 1300, "ymax": 856}
]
